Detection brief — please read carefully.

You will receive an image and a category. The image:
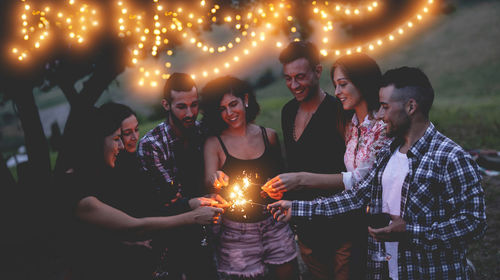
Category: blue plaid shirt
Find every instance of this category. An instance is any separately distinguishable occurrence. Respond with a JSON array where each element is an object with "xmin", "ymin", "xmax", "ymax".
[
  {"xmin": 291, "ymin": 123, "xmax": 486, "ymax": 279},
  {"xmin": 137, "ymin": 119, "xmax": 203, "ymax": 211}
]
